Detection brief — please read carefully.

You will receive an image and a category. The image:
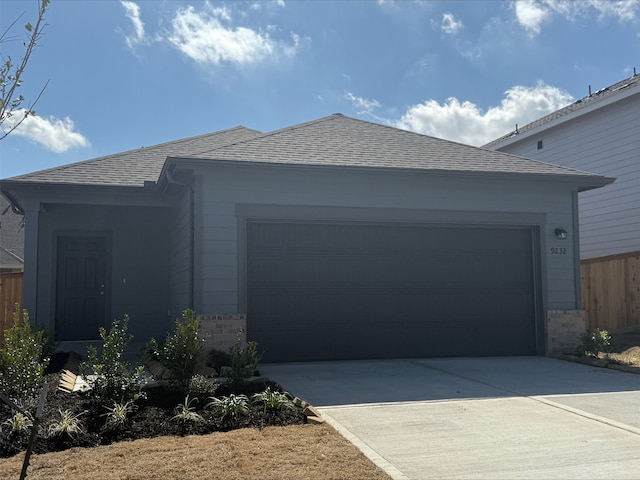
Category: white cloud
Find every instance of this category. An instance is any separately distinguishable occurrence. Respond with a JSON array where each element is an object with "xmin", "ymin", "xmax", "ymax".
[
  {"xmin": 441, "ymin": 13, "xmax": 464, "ymax": 35},
  {"xmin": 345, "ymin": 92, "xmax": 381, "ymax": 114},
  {"xmin": 513, "ymin": 0, "xmax": 639, "ymax": 36},
  {"xmin": 121, "ymin": 1, "xmax": 147, "ymax": 49},
  {"xmin": 513, "ymin": 0, "xmax": 550, "ymax": 35},
  {"xmin": 395, "ymin": 82, "xmax": 574, "ymax": 146},
  {"xmin": 168, "ymin": 4, "xmax": 300, "ymax": 66},
  {"xmin": 5, "ymin": 110, "xmax": 90, "ymax": 153}
]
